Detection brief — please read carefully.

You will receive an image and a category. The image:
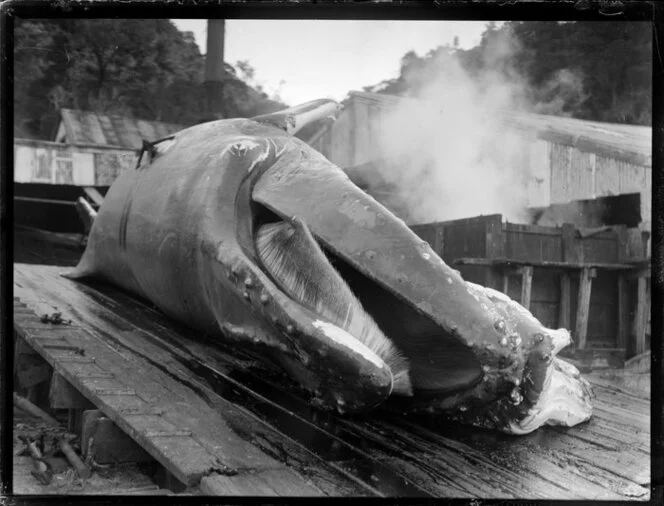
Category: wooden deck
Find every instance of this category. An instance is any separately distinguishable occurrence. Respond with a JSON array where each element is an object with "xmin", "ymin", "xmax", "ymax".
[{"xmin": 13, "ymin": 262, "xmax": 651, "ymax": 499}]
